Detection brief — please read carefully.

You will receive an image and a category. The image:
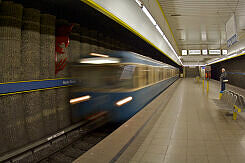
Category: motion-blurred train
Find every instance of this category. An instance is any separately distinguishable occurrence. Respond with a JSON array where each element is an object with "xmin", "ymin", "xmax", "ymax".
[{"xmin": 70, "ymin": 51, "xmax": 179, "ymax": 123}]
